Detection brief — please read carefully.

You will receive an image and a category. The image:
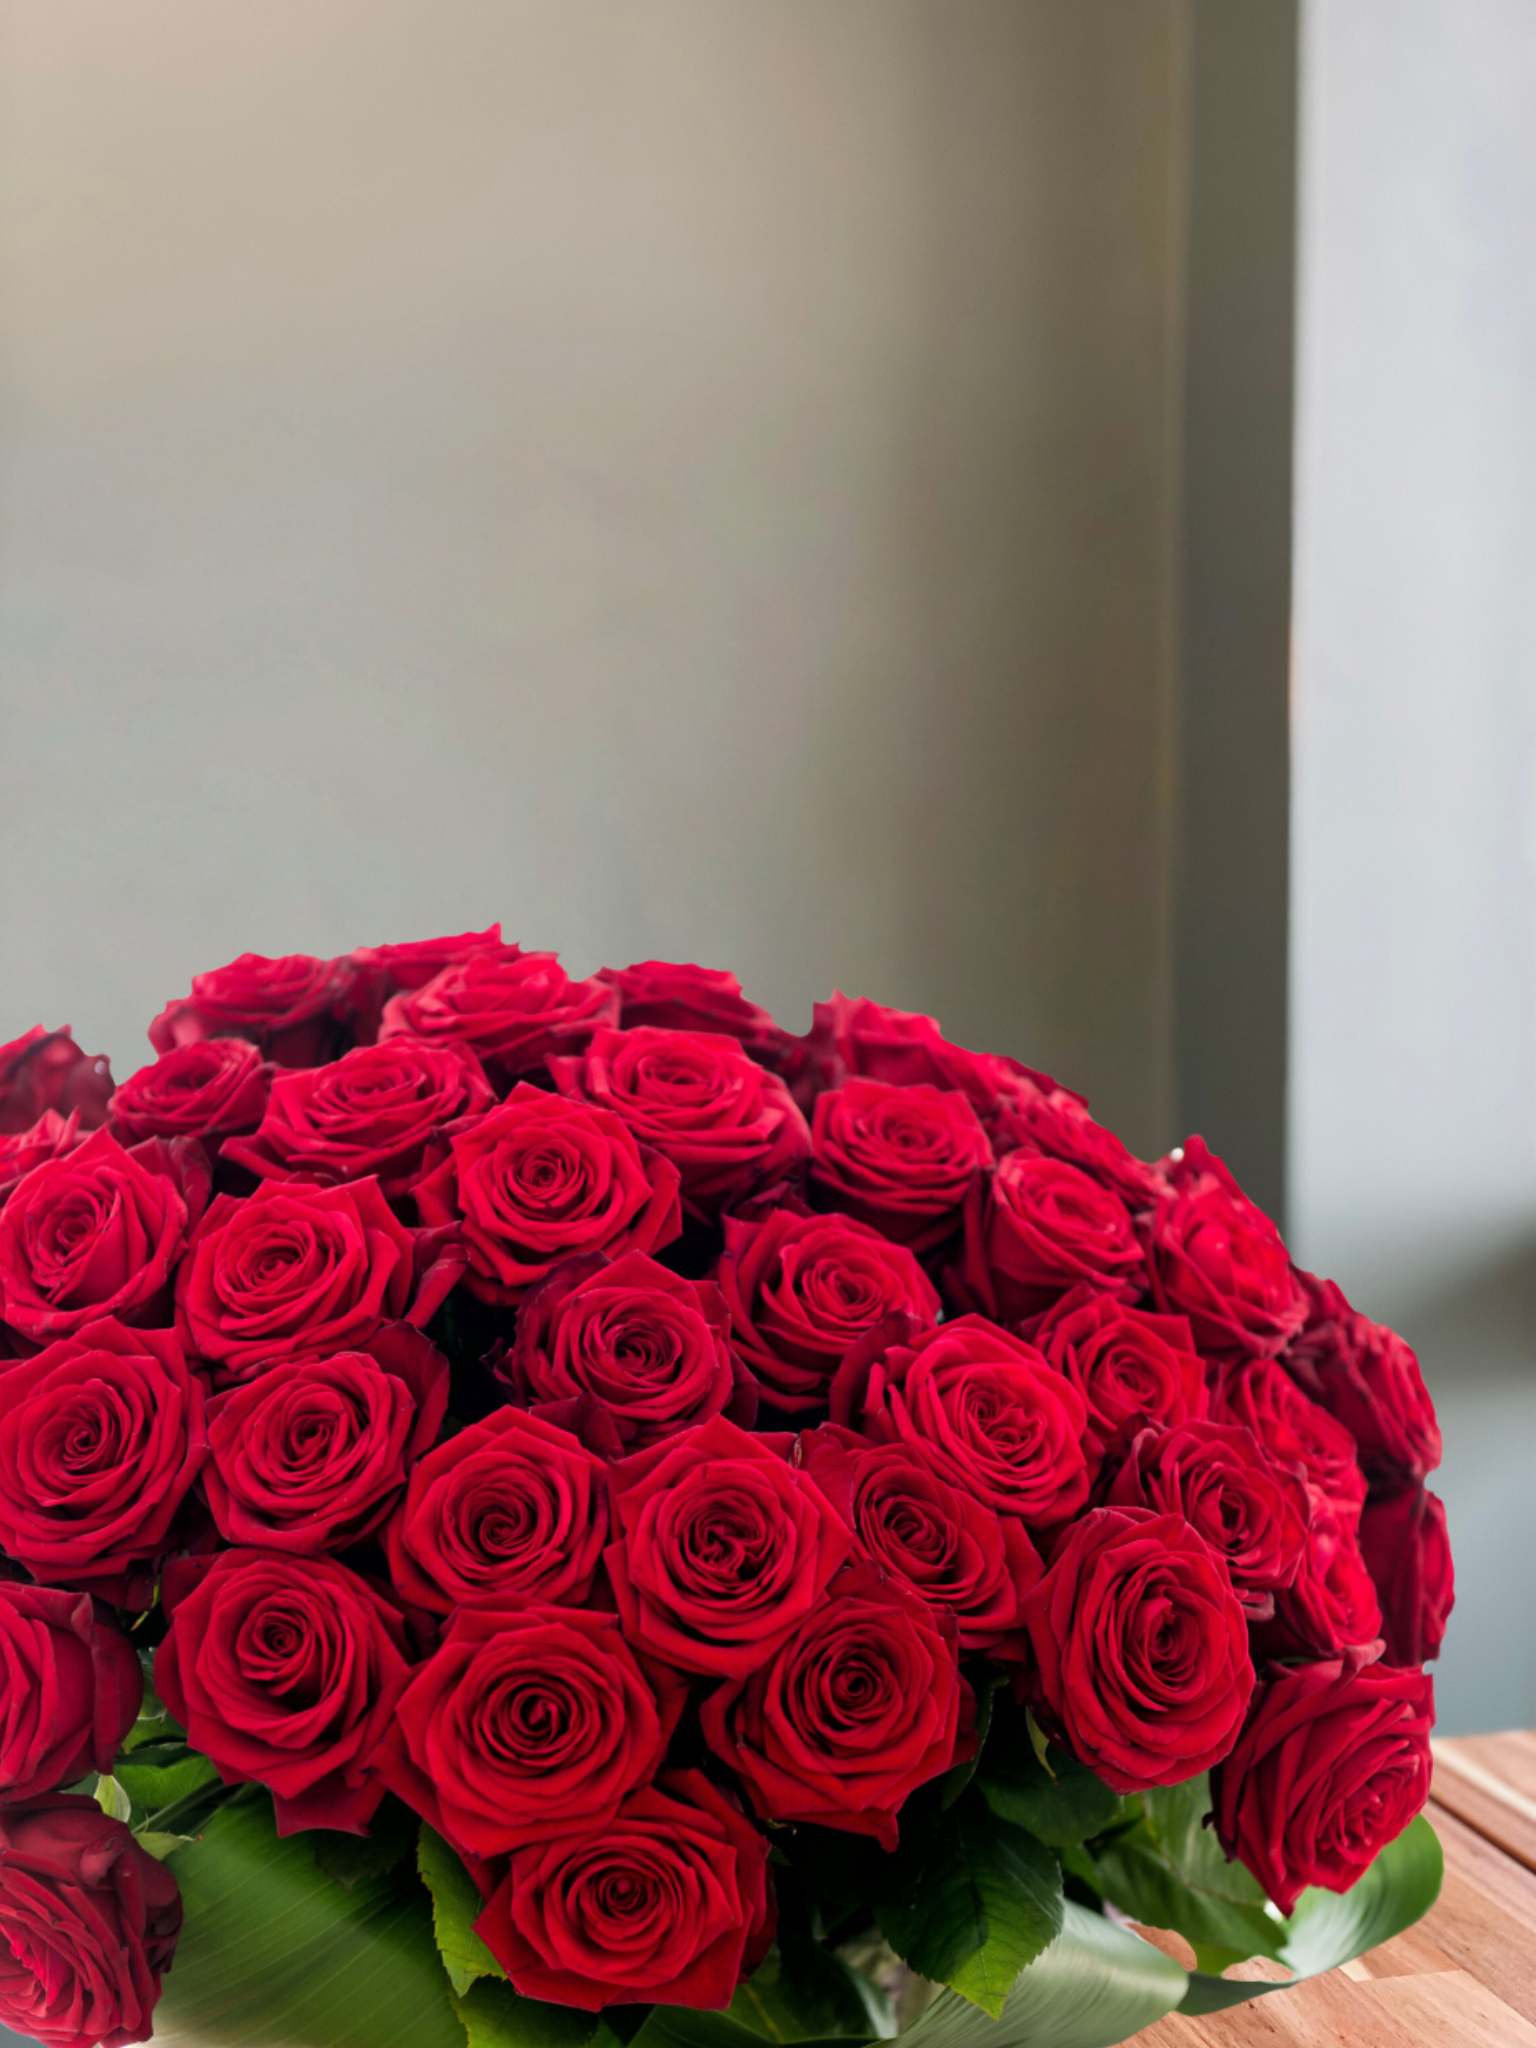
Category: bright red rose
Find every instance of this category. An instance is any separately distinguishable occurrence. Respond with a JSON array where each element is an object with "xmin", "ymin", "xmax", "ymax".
[
  {"xmin": 1285, "ymin": 1273, "xmax": 1441, "ymax": 1484},
  {"xmin": 605, "ymin": 1416, "xmax": 853, "ymax": 1678},
  {"xmin": 1022, "ymin": 1287, "xmax": 1206, "ymax": 1463},
  {"xmin": 809, "ymin": 1079, "xmax": 992, "ymax": 1253},
  {"xmin": 0, "ymin": 1028, "xmax": 113, "ymax": 1138},
  {"xmin": 156, "ymin": 1549, "xmax": 411, "ymax": 1835},
  {"xmin": 0, "ymin": 1590, "xmax": 142, "ymax": 1805},
  {"xmin": 0, "ymin": 1111, "xmax": 89, "ymax": 1206},
  {"xmin": 377, "ymin": 1602, "xmax": 684, "ymax": 1859},
  {"xmin": 1254, "ymin": 1491, "xmax": 1383, "ymax": 1661},
  {"xmin": 549, "ymin": 1028, "xmax": 811, "ymax": 1221},
  {"xmin": 474, "ymin": 1769, "xmax": 774, "ymax": 2012},
  {"xmin": 223, "ymin": 1037, "xmax": 494, "ymax": 1195},
  {"xmin": 992, "ymin": 1082, "xmax": 1159, "ymax": 1206},
  {"xmin": 1208, "ymin": 1357, "xmax": 1367, "ymax": 1527},
  {"xmin": 1022, "ymin": 1506, "xmax": 1254, "ymax": 1794},
  {"xmin": 1212, "ymin": 1649, "xmax": 1434, "ymax": 1914},
  {"xmin": 831, "ymin": 1315, "xmax": 1090, "ymax": 1527},
  {"xmin": 954, "ymin": 1152, "xmax": 1145, "ymax": 1322},
  {"xmin": 702, "ymin": 1564, "xmax": 974, "ymax": 1848},
  {"xmin": 149, "ymin": 953, "xmax": 353, "ymax": 1069},
  {"xmin": 597, "ymin": 960, "xmax": 798, "ymax": 1073},
  {"xmin": 803, "ymin": 995, "xmax": 1054, "ymax": 1123},
  {"xmin": 0, "ymin": 1319, "xmax": 205, "ymax": 1597},
  {"xmin": 346, "ymin": 926, "xmax": 509, "ymax": 1041},
  {"xmin": 414, "ymin": 1086, "xmax": 681, "ymax": 1305},
  {"xmin": 1145, "ymin": 1138, "xmax": 1306, "ymax": 1359},
  {"xmin": 202, "ymin": 1323, "xmax": 448, "ymax": 1553},
  {"xmin": 507, "ymin": 1252, "xmax": 748, "ymax": 1450},
  {"xmin": 109, "ymin": 1039, "xmax": 271, "ymax": 1149},
  {"xmin": 379, "ymin": 951, "xmax": 618, "ymax": 1087},
  {"xmin": 0, "ymin": 1796, "xmax": 182, "ymax": 2048},
  {"xmin": 1357, "ymin": 1483, "xmax": 1454, "ymax": 1666},
  {"xmin": 383, "ymin": 1407, "xmax": 609, "ymax": 1617}
]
